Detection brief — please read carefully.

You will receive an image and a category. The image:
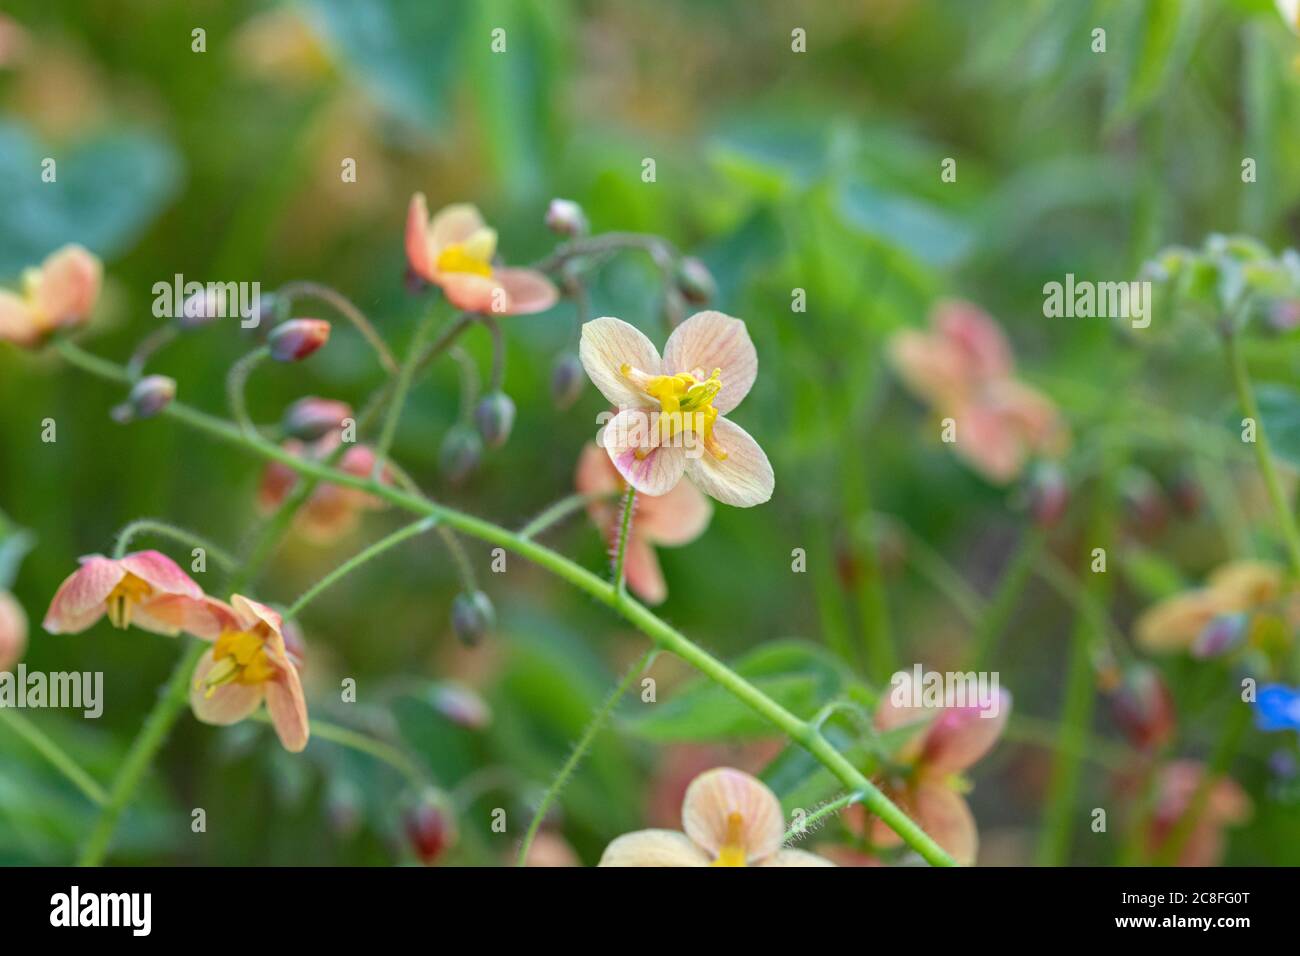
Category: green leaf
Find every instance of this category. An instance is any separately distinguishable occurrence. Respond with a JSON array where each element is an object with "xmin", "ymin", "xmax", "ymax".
[
  {"xmin": 626, "ymin": 641, "xmax": 861, "ymax": 742},
  {"xmin": 0, "ymin": 123, "xmax": 182, "ymax": 275},
  {"xmin": 1244, "ymin": 383, "xmax": 1300, "ymax": 469},
  {"xmin": 310, "ymin": 0, "xmax": 470, "ymax": 132},
  {"xmin": 836, "ymin": 180, "xmax": 973, "ymax": 269}
]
